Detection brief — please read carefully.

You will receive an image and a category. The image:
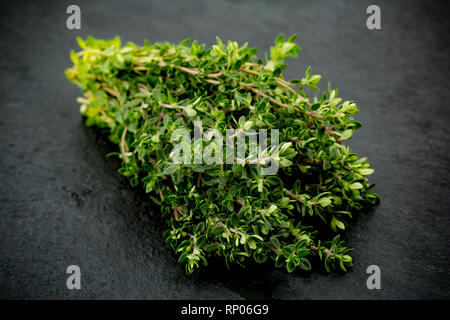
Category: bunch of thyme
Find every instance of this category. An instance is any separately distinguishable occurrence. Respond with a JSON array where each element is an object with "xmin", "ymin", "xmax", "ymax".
[{"xmin": 66, "ymin": 35, "xmax": 379, "ymax": 274}]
